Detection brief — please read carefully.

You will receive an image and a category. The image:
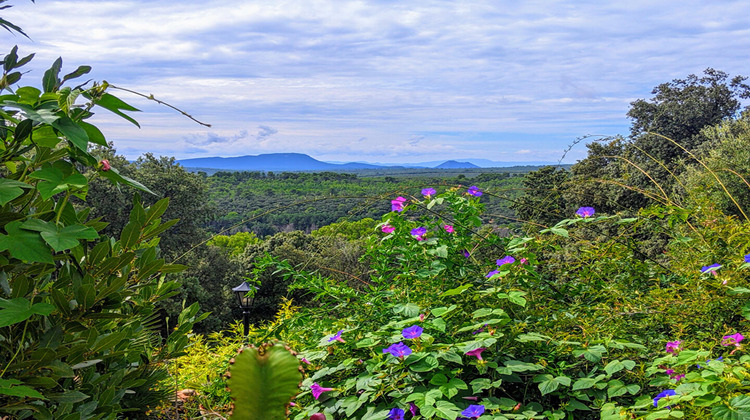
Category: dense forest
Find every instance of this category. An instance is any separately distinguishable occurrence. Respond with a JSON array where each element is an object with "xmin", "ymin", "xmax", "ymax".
[{"xmin": 3, "ymin": 4, "xmax": 750, "ymax": 420}]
